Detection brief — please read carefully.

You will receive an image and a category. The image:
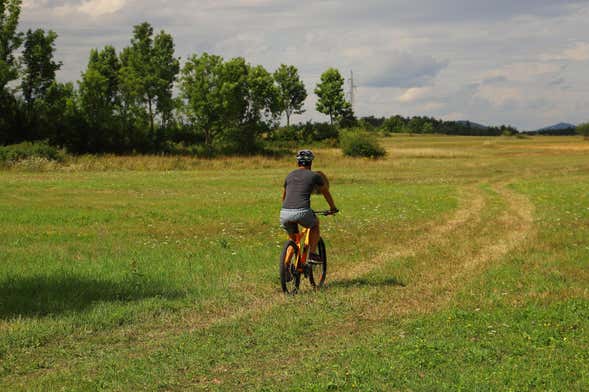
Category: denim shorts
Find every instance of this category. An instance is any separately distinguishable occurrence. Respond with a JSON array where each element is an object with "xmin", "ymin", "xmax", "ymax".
[{"xmin": 280, "ymin": 208, "xmax": 317, "ymax": 234}]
